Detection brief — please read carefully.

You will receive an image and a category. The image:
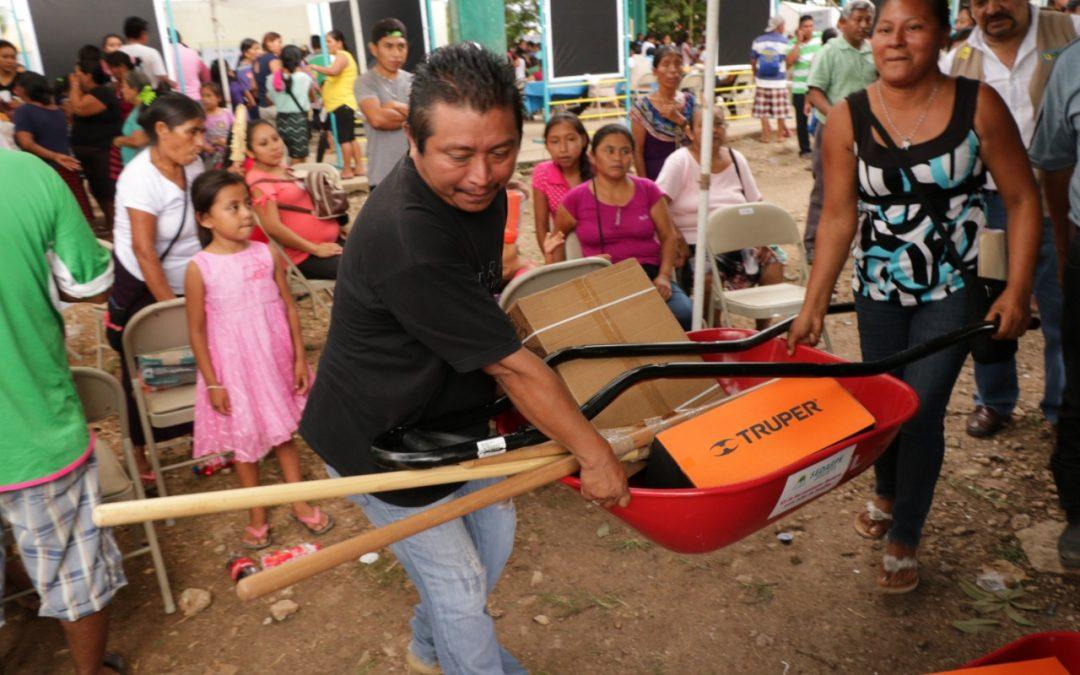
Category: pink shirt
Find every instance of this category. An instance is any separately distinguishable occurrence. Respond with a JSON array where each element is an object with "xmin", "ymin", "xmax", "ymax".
[
  {"xmin": 562, "ymin": 176, "xmax": 665, "ymax": 268},
  {"xmin": 173, "ymin": 43, "xmax": 210, "ymax": 100},
  {"xmin": 246, "ymin": 168, "xmax": 342, "ymax": 265},
  {"xmin": 654, "ymin": 147, "xmax": 760, "ymax": 245},
  {"xmin": 531, "ymin": 160, "xmax": 574, "ymax": 221}
]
